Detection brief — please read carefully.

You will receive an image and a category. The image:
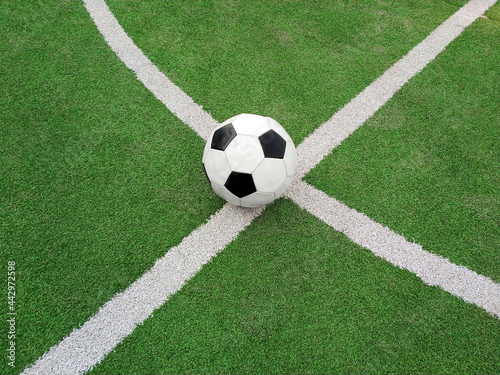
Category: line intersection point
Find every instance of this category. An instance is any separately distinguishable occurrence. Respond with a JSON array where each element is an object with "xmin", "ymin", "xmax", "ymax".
[{"xmin": 21, "ymin": 0, "xmax": 499, "ymax": 373}]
